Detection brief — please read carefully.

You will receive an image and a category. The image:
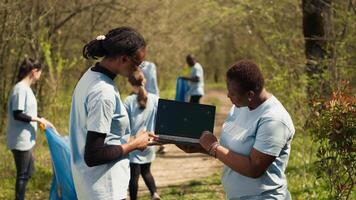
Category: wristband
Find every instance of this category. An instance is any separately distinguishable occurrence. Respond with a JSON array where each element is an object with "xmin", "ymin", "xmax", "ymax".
[
  {"xmin": 207, "ymin": 141, "xmax": 218, "ymax": 153},
  {"xmin": 208, "ymin": 142, "xmax": 220, "ymax": 157},
  {"xmin": 212, "ymin": 144, "xmax": 220, "ymax": 158}
]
